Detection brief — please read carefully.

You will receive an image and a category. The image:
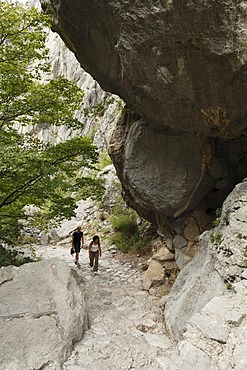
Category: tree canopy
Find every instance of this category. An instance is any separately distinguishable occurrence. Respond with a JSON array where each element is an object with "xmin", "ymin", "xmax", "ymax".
[{"xmin": 0, "ymin": 1, "xmax": 103, "ymax": 243}]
